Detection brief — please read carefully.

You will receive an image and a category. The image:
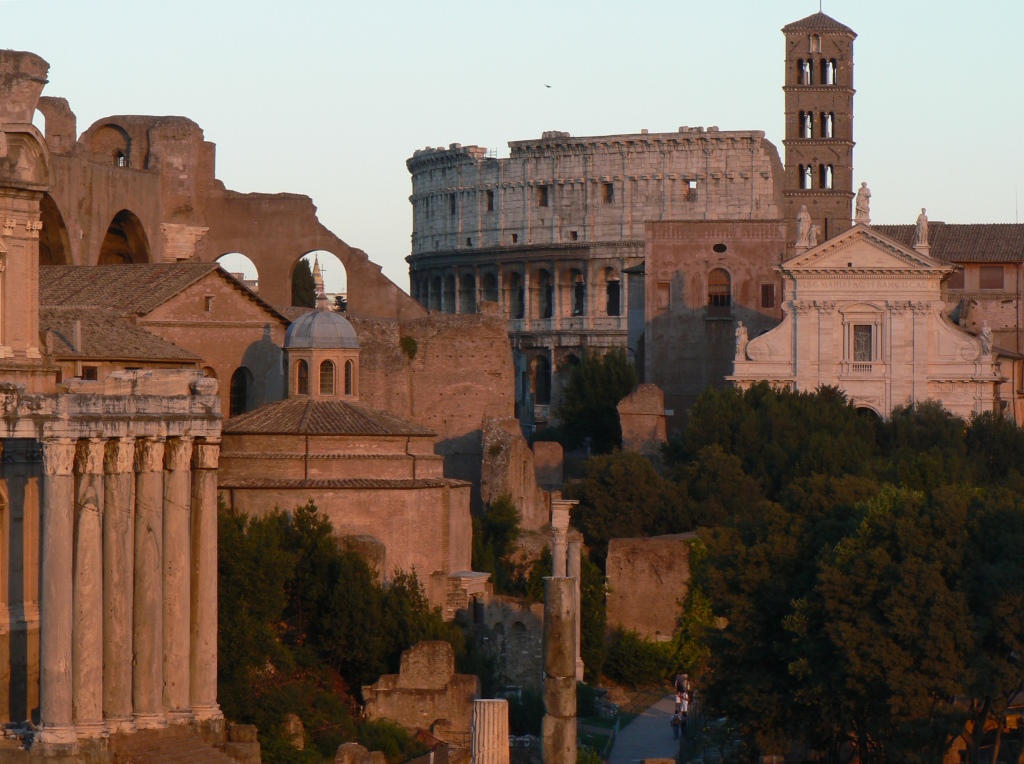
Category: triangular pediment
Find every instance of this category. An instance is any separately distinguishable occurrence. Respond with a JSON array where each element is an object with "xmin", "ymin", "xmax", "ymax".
[{"xmin": 784, "ymin": 225, "xmax": 952, "ymax": 274}]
